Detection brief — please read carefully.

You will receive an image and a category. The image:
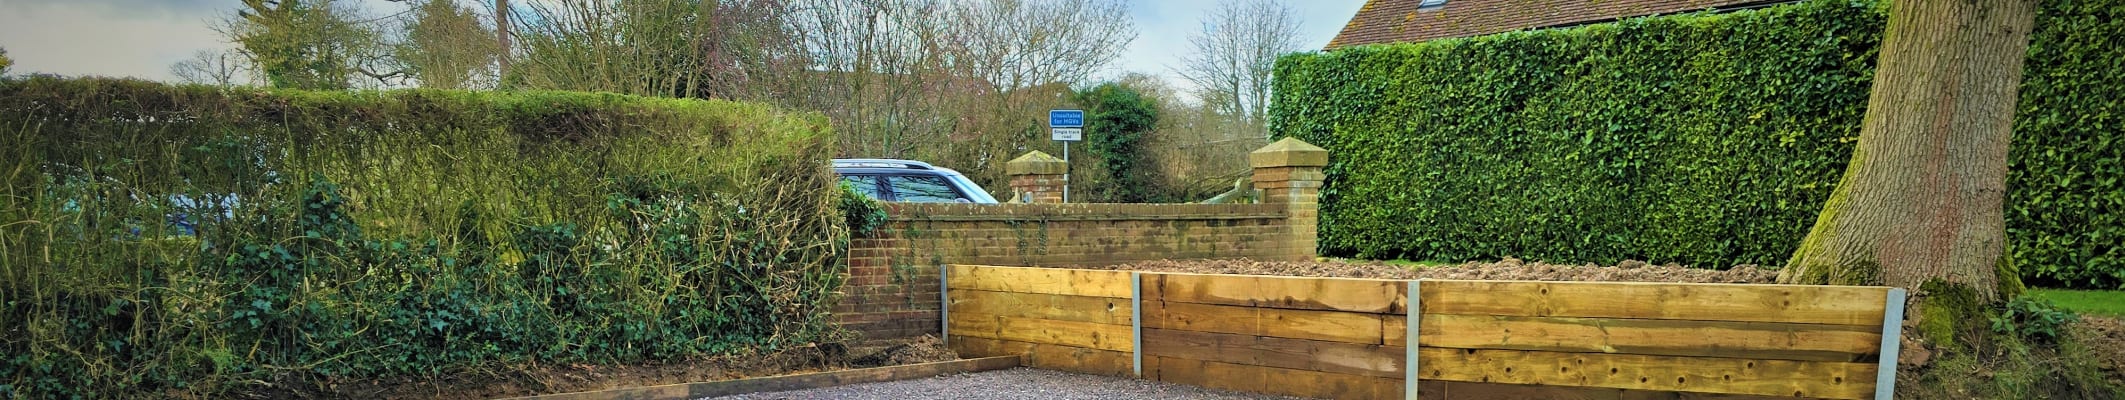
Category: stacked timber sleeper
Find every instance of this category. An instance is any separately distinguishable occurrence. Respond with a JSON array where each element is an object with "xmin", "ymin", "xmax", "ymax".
[
  {"xmin": 944, "ymin": 265, "xmax": 1137, "ymax": 377},
  {"xmin": 940, "ymin": 265, "xmax": 1906, "ymax": 400}
]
